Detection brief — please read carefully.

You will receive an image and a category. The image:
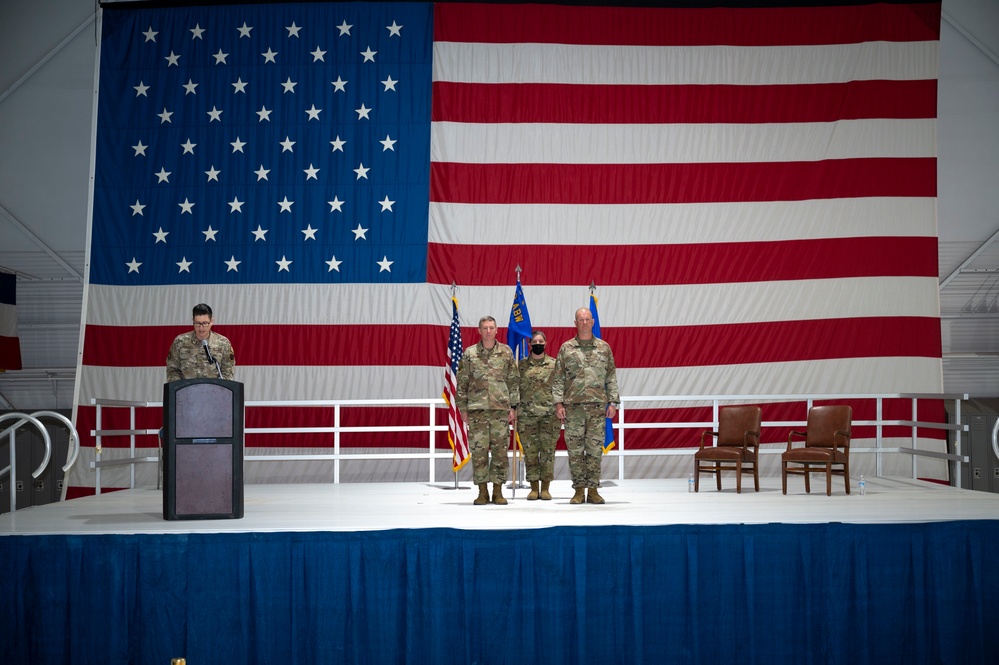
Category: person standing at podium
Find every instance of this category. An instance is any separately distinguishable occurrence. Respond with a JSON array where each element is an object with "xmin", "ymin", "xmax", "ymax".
[{"xmin": 166, "ymin": 303, "xmax": 236, "ymax": 381}]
